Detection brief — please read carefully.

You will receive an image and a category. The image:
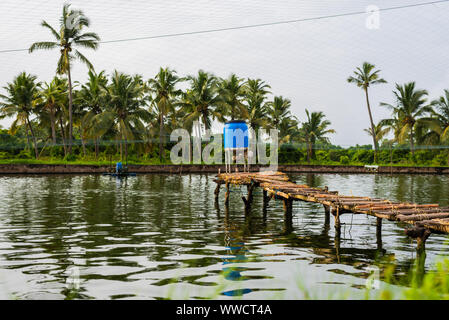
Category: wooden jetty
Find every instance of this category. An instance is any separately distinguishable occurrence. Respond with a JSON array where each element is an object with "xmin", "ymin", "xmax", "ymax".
[{"xmin": 214, "ymin": 171, "xmax": 449, "ymax": 251}]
